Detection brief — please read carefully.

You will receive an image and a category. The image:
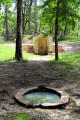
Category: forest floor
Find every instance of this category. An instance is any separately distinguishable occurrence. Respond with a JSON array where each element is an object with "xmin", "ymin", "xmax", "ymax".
[{"xmin": 0, "ymin": 41, "xmax": 80, "ymax": 120}]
